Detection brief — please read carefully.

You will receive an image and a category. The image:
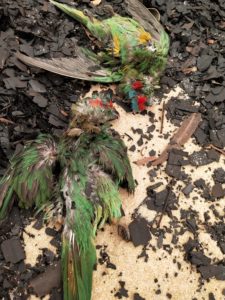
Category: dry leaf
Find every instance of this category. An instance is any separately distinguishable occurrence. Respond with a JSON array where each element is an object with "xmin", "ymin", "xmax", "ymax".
[{"xmin": 152, "ymin": 113, "xmax": 202, "ymax": 166}]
